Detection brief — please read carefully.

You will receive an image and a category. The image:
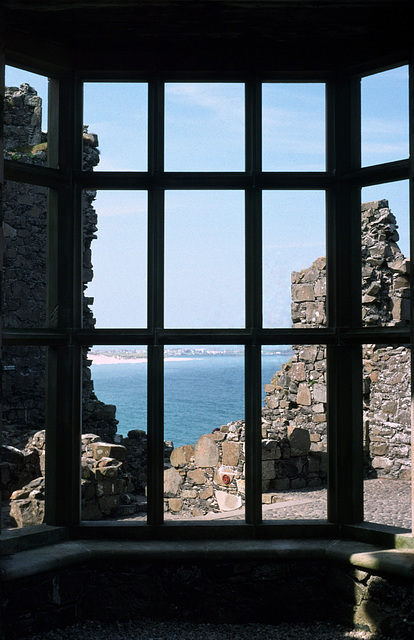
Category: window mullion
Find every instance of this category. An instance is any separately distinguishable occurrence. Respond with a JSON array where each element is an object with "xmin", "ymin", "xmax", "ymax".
[
  {"xmin": 326, "ymin": 75, "xmax": 364, "ymax": 525},
  {"xmin": 244, "ymin": 80, "xmax": 262, "ymax": 525},
  {"xmin": 147, "ymin": 79, "xmax": 165, "ymax": 526},
  {"xmin": 45, "ymin": 74, "xmax": 83, "ymax": 526}
]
